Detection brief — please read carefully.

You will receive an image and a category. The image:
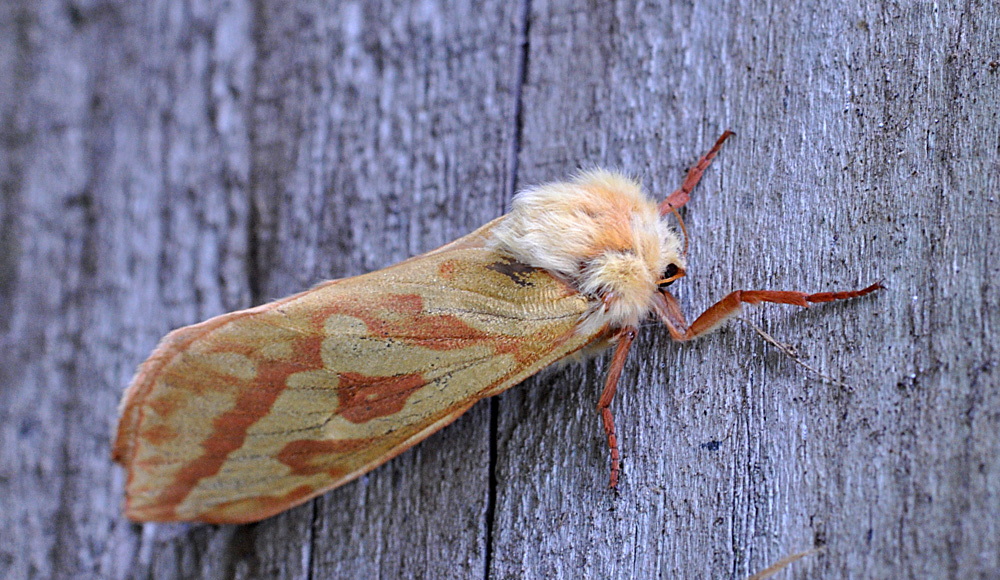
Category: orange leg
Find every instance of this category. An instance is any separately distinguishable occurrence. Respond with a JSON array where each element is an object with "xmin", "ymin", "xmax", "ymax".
[
  {"xmin": 598, "ymin": 327, "xmax": 636, "ymax": 489},
  {"xmin": 658, "ymin": 130, "xmax": 735, "ymax": 216},
  {"xmin": 654, "ymin": 282, "xmax": 884, "ymax": 341}
]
